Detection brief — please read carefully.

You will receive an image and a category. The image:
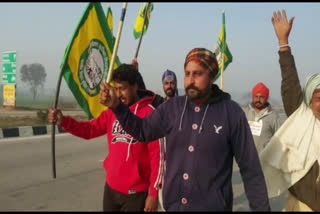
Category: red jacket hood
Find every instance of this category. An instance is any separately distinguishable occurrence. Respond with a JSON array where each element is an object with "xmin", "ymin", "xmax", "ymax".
[{"xmin": 129, "ymin": 89, "xmax": 156, "ymax": 111}]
